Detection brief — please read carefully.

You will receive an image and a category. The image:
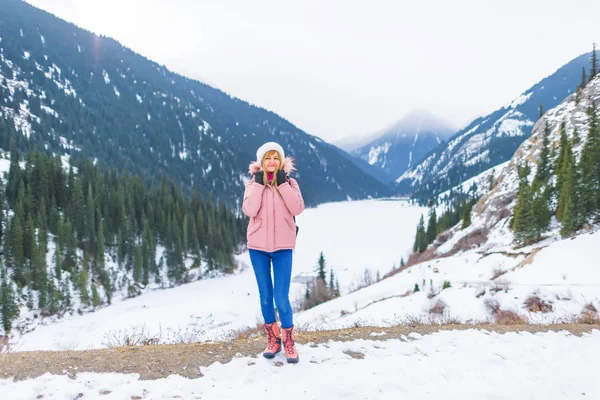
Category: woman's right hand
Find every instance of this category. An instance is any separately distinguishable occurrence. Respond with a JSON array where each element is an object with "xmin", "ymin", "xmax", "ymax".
[{"xmin": 254, "ymin": 171, "xmax": 264, "ymax": 185}]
